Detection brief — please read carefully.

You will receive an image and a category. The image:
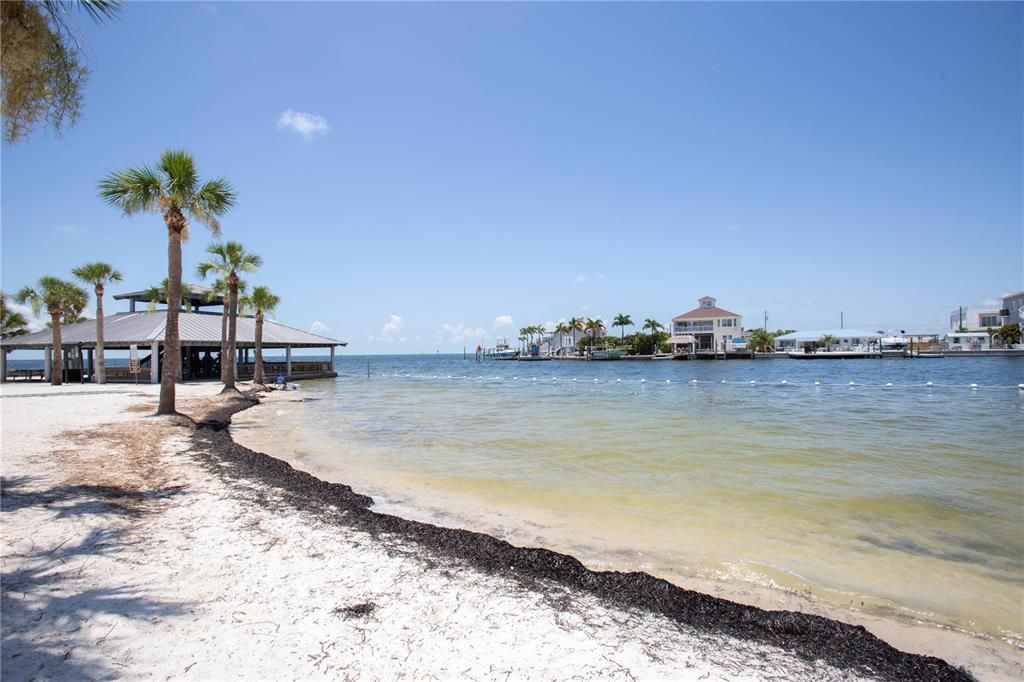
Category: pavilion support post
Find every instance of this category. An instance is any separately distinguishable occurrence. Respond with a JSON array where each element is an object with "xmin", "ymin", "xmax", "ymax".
[
  {"xmin": 44, "ymin": 346, "xmax": 52, "ymax": 382},
  {"xmin": 286, "ymin": 346, "xmax": 292, "ymax": 378},
  {"xmin": 87, "ymin": 348, "xmax": 94, "ymax": 383},
  {"xmin": 1, "ymin": 348, "xmax": 7, "ymax": 383},
  {"xmin": 329, "ymin": 345, "xmax": 335, "ymax": 373},
  {"xmin": 150, "ymin": 341, "xmax": 160, "ymax": 384}
]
